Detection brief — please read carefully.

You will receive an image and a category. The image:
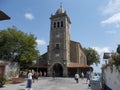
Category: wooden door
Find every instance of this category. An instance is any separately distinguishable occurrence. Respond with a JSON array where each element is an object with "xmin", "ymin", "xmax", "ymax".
[{"xmin": 0, "ymin": 66, "xmax": 5, "ymax": 77}]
